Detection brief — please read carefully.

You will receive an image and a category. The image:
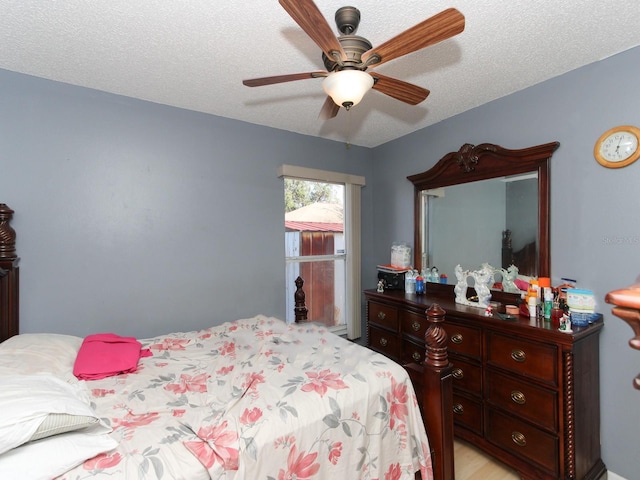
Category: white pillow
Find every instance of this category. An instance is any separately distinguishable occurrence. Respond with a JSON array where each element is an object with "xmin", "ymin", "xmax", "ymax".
[
  {"xmin": 0, "ymin": 374, "xmax": 111, "ymax": 455},
  {"xmin": 0, "ymin": 333, "xmax": 82, "ymax": 377},
  {"xmin": 30, "ymin": 412, "xmax": 99, "ymax": 441},
  {"xmin": 0, "ymin": 430, "xmax": 118, "ymax": 480}
]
